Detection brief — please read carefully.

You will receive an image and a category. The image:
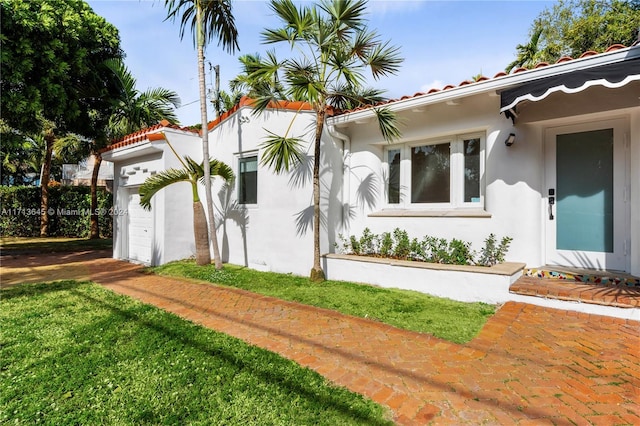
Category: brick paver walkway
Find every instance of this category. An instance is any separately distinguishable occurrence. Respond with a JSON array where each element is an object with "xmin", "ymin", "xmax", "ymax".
[{"xmin": 2, "ymin": 252, "xmax": 639, "ymax": 425}]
